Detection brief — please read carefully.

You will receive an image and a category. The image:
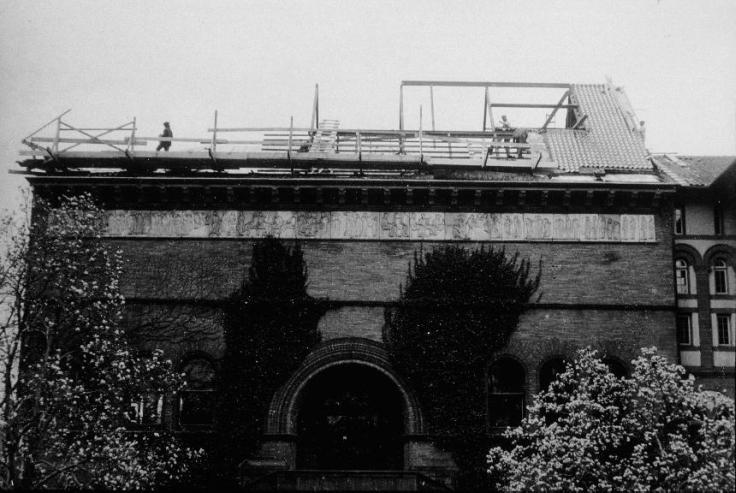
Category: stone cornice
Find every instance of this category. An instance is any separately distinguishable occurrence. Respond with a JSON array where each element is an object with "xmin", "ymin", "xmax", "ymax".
[{"xmin": 30, "ymin": 176, "xmax": 673, "ymax": 213}]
